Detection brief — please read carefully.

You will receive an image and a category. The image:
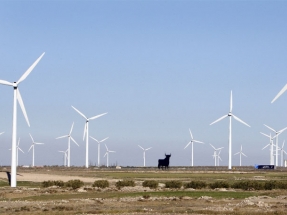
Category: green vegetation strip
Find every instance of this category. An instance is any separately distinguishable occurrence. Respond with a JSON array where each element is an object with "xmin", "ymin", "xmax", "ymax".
[{"xmin": 16, "ymin": 190, "xmax": 256, "ymax": 201}]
